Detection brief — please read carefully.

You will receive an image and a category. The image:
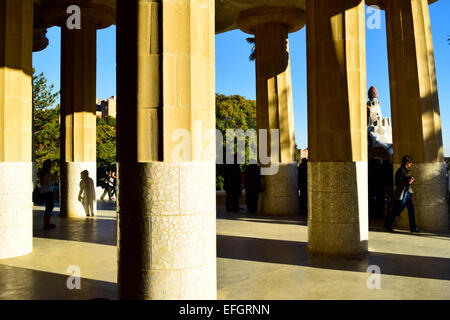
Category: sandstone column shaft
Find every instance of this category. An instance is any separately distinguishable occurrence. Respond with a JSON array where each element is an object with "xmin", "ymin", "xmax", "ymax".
[
  {"xmin": 60, "ymin": 16, "xmax": 97, "ymax": 217},
  {"xmin": 0, "ymin": 0, "xmax": 33, "ymax": 259},
  {"xmin": 254, "ymin": 23, "xmax": 300, "ymax": 216},
  {"xmin": 117, "ymin": 0, "xmax": 216, "ymax": 299},
  {"xmin": 306, "ymin": 0, "xmax": 368, "ymax": 254},
  {"xmin": 385, "ymin": 0, "xmax": 448, "ymax": 230}
]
